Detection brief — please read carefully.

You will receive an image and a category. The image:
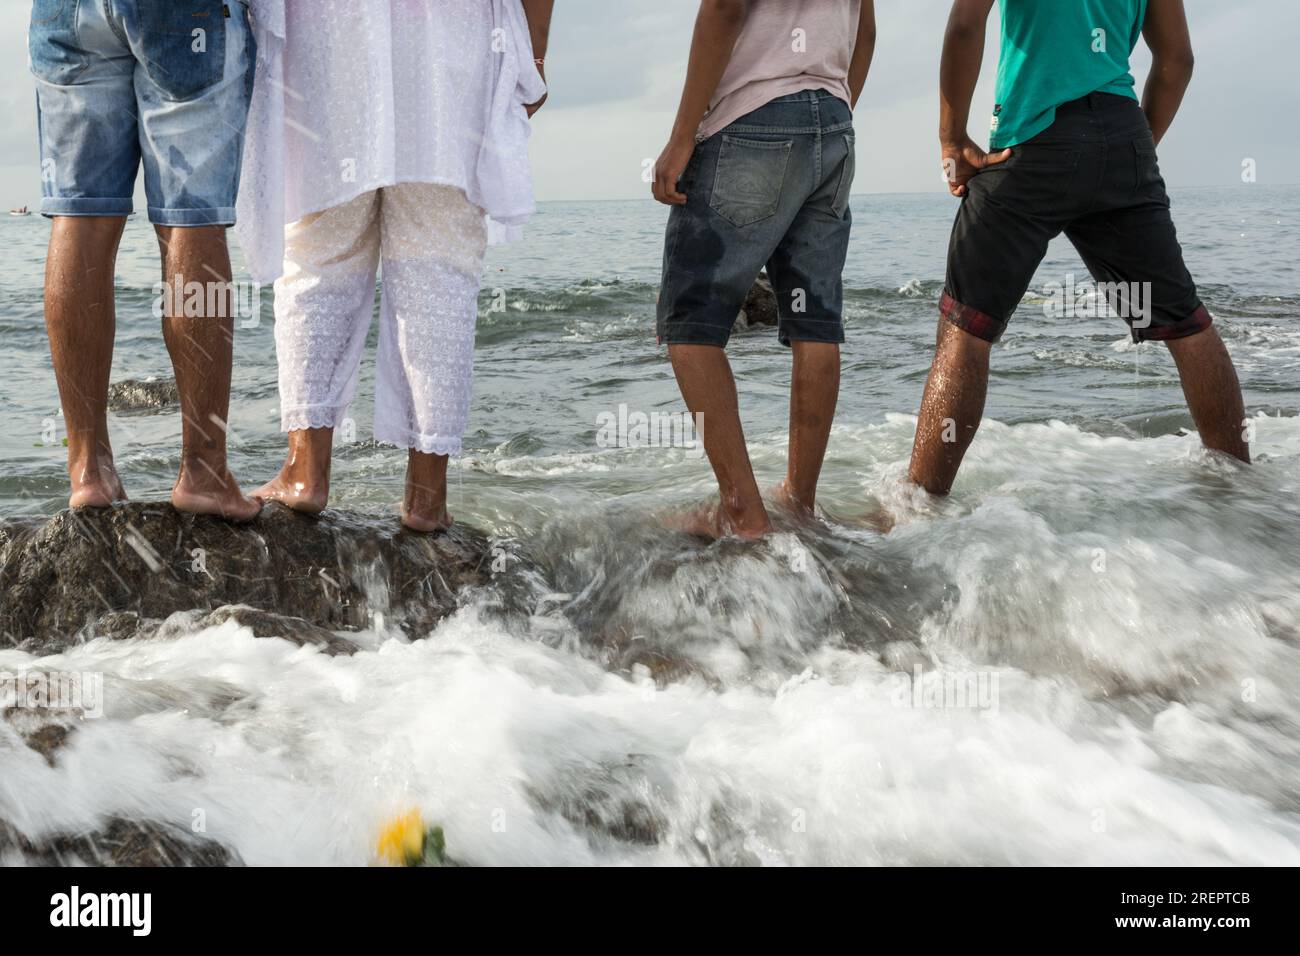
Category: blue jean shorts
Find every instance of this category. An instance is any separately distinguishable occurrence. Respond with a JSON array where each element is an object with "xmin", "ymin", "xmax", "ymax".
[
  {"xmin": 657, "ymin": 89, "xmax": 856, "ymax": 348},
  {"xmin": 30, "ymin": 0, "xmax": 256, "ymax": 226}
]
